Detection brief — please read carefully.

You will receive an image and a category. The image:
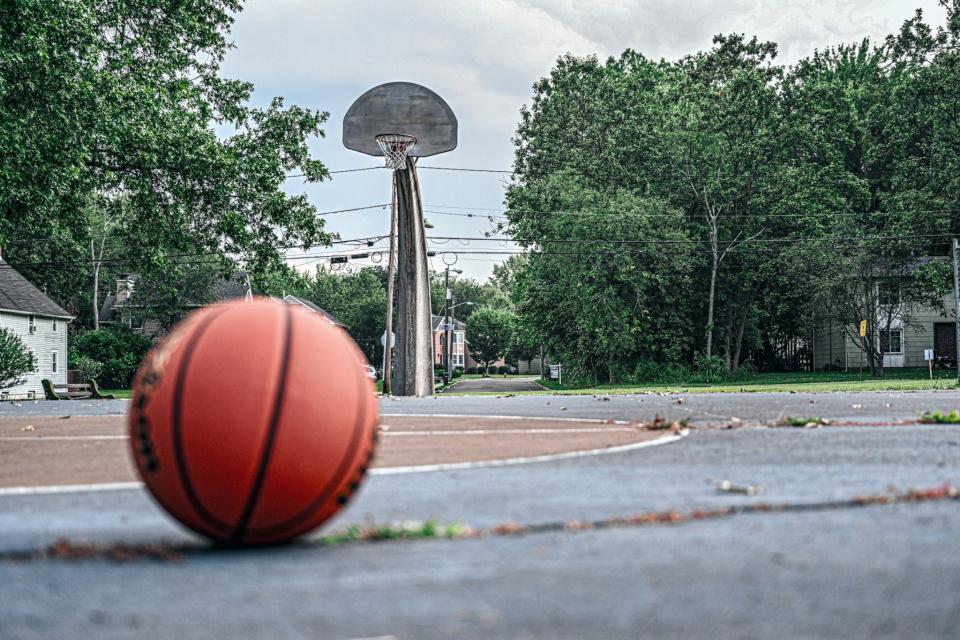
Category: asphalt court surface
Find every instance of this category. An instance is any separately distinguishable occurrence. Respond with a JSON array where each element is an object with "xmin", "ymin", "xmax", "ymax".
[
  {"xmin": 2, "ymin": 392, "xmax": 960, "ymax": 638},
  {"xmin": 0, "ymin": 414, "xmax": 668, "ymax": 488}
]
